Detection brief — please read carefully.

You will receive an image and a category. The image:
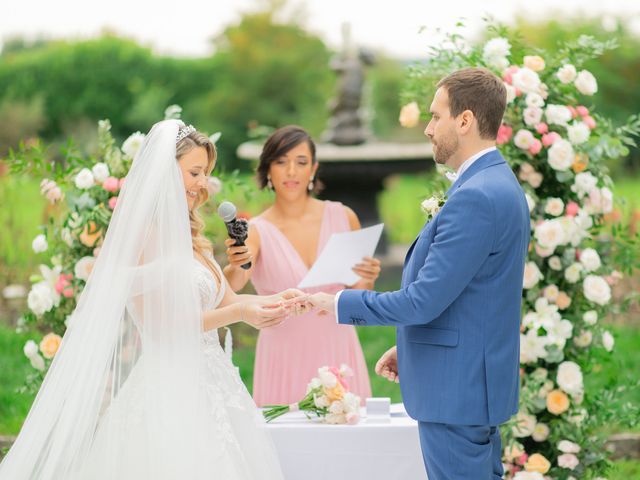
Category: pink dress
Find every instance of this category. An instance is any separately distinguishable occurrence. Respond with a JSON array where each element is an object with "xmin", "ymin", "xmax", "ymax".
[{"xmin": 250, "ymin": 201, "xmax": 372, "ymax": 407}]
